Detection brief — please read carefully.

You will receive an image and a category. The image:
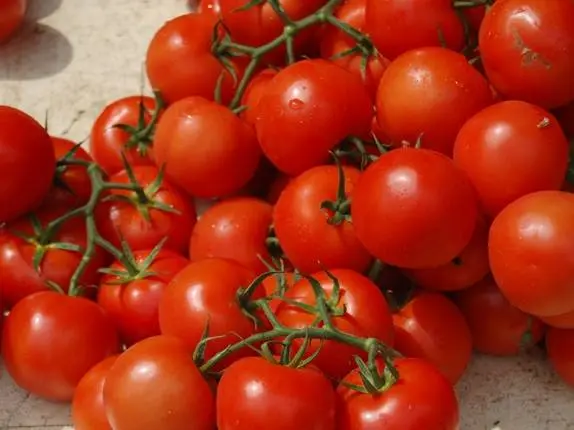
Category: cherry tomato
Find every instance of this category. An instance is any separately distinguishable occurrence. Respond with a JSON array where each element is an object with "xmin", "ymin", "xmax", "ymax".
[
  {"xmin": 254, "ymin": 59, "xmax": 373, "ymax": 176},
  {"xmin": 240, "ymin": 68, "xmax": 278, "ymax": 127},
  {"xmin": 479, "ymin": 0, "xmax": 574, "ymax": 109},
  {"xmin": 375, "ymin": 47, "xmax": 493, "ymax": 155},
  {"xmin": 0, "ymin": 106, "xmax": 55, "ymax": 223},
  {"xmin": 153, "ymin": 96, "xmax": 261, "ymax": 198},
  {"xmin": 337, "ymin": 358, "xmax": 460, "ymax": 430},
  {"xmin": 546, "ymin": 327, "xmax": 574, "ymax": 387},
  {"xmin": 217, "ymin": 356, "xmax": 336, "ymax": 430},
  {"xmin": 0, "ymin": 0, "xmax": 26, "ymax": 43},
  {"xmin": 489, "ymin": 191, "xmax": 574, "ymax": 317},
  {"xmin": 104, "ymin": 335, "xmax": 215, "ymax": 430},
  {"xmin": 453, "ymin": 101, "xmax": 569, "ymax": 217},
  {"xmin": 1, "ymin": 291, "xmax": 120, "ymax": 401},
  {"xmin": 352, "ymin": 148, "xmax": 478, "ymax": 269}
]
